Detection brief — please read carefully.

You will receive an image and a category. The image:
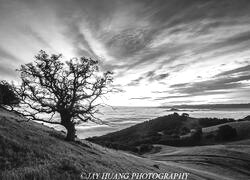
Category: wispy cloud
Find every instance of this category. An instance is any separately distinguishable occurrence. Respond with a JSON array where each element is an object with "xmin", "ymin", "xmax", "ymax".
[
  {"xmin": 0, "ymin": 0, "xmax": 250, "ymax": 105},
  {"xmin": 216, "ymin": 64, "xmax": 250, "ymax": 77},
  {"xmin": 130, "ymin": 97, "xmax": 152, "ymax": 100},
  {"xmin": 0, "ymin": 47, "xmax": 21, "ymax": 63}
]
